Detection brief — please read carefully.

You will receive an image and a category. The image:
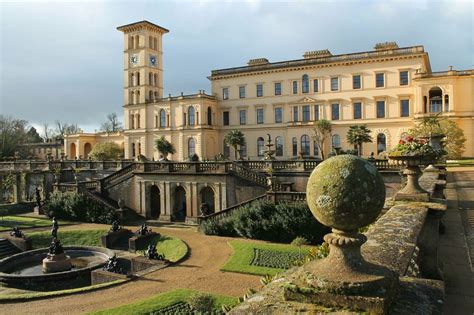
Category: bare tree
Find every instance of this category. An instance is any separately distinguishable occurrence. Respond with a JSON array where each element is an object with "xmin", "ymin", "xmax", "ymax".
[
  {"xmin": 42, "ymin": 123, "xmax": 54, "ymax": 141},
  {"xmin": 55, "ymin": 121, "xmax": 78, "ymax": 137},
  {"xmin": 101, "ymin": 113, "xmax": 123, "ymax": 132}
]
